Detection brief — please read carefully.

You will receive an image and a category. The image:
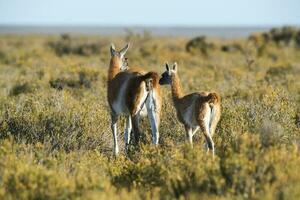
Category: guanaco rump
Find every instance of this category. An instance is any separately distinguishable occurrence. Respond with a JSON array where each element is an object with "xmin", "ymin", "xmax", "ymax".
[
  {"xmin": 159, "ymin": 62, "xmax": 221, "ymax": 156},
  {"xmin": 107, "ymin": 44, "xmax": 162, "ymax": 156}
]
